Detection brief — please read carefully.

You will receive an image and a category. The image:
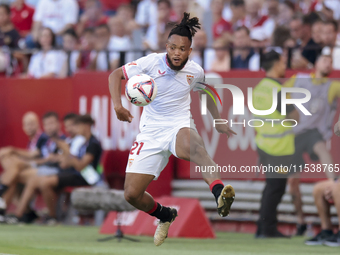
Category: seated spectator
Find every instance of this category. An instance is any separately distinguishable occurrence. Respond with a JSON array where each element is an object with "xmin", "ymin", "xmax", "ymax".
[
  {"xmin": 231, "ymin": 26, "xmax": 260, "ymax": 71},
  {"xmin": 317, "ymin": 0, "xmax": 340, "ymax": 21},
  {"xmin": 10, "ymin": 0, "xmax": 34, "ymax": 37},
  {"xmin": 298, "ymin": 0, "xmax": 318, "ymax": 14},
  {"xmin": 250, "ymin": 27, "xmax": 268, "ymax": 50},
  {"xmin": 144, "ymin": 0, "xmax": 173, "ymax": 51},
  {"xmin": 209, "ymin": 38, "xmax": 230, "ymax": 72},
  {"xmin": 12, "ymin": 114, "xmax": 102, "ymax": 224},
  {"xmin": 89, "ymin": 24, "xmax": 118, "ymax": 71},
  {"xmin": 0, "ymin": 4, "xmax": 20, "ymax": 49},
  {"xmin": 59, "ymin": 29, "xmax": 80, "ymax": 78},
  {"xmin": 127, "ymin": 0, "xmax": 158, "ymax": 34},
  {"xmin": 63, "ymin": 113, "xmax": 86, "ymax": 156},
  {"xmin": 29, "ymin": 0, "xmax": 79, "ymax": 48},
  {"xmin": 76, "ymin": 28, "xmax": 95, "ymax": 70},
  {"xmin": 272, "ymin": 26, "xmax": 292, "ymax": 48},
  {"xmin": 242, "ymin": 0, "xmax": 275, "ymax": 40},
  {"xmin": 276, "ymin": 0, "xmax": 295, "ymax": 27},
  {"xmin": 0, "ymin": 112, "xmax": 65, "ymax": 222},
  {"xmin": 304, "ymin": 178, "xmax": 340, "ymax": 246},
  {"xmin": 115, "ymin": 4, "xmax": 135, "ymax": 35},
  {"xmin": 229, "ymin": 0, "xmax": 246, "ymax": 30},
  {"xmin": 190, "ymin": 29, "xmax": 215, "ymax": 70},
  {"xmin": 211, "ymin": 0, "xmax": 233, "ymax": 41},
  {"xmin": 311, "ymin": 19, "xmax": 323, "ymax": 45},
  {"xmin": 262, "ymin": 0, "xmax": 279, "ymax": 19},
  {"xmin": 321, "ymin": 20, "xmax": 340, "ymax": 70},
  {"xmin": 27, "ymin": 27, "xmax": 61, "ymax": 78},
  {"xmin": 76, "ymin": 0, "xmax": 108, "ymax": 37},
  {"xmin": 290, "ymin": 13, "xmax": 322, "ymax": 69},
  {"xmin": 0, "ymin": 48, "xmax": 11, "ymax": 76},
  {"xmin": 108, "ymin": 16, "xmax": 133, "ymax": 62}
]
